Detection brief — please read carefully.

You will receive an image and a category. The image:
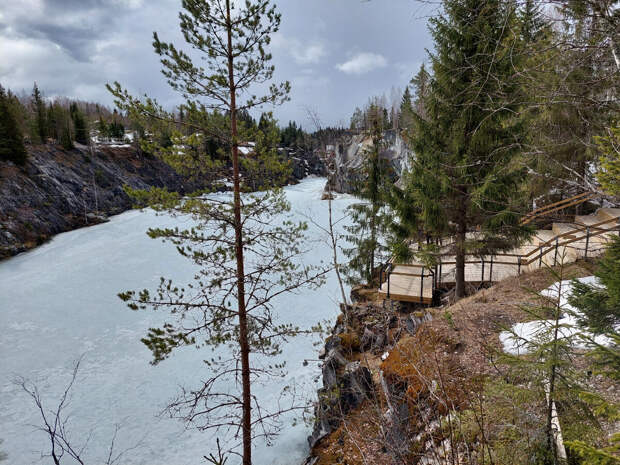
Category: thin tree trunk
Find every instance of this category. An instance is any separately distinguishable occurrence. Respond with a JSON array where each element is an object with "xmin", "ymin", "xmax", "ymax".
[
  {"xmin": 328, "ymin": 186, "xmax": 348, "ymax": 306},
  {"xmin": 546, "ymin": 280, "xmax": 563, "ymax": 464},
  {"xmin": 455, "ymin": 203, "xmax": 467, "ymax": 298},
  {"xmin": 226, "ymin": 2, "xmax": 252, "ymax": 464},
  {"xmin": 370, "ymin": 210, "xmax": 377, "ymax": 283}
]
